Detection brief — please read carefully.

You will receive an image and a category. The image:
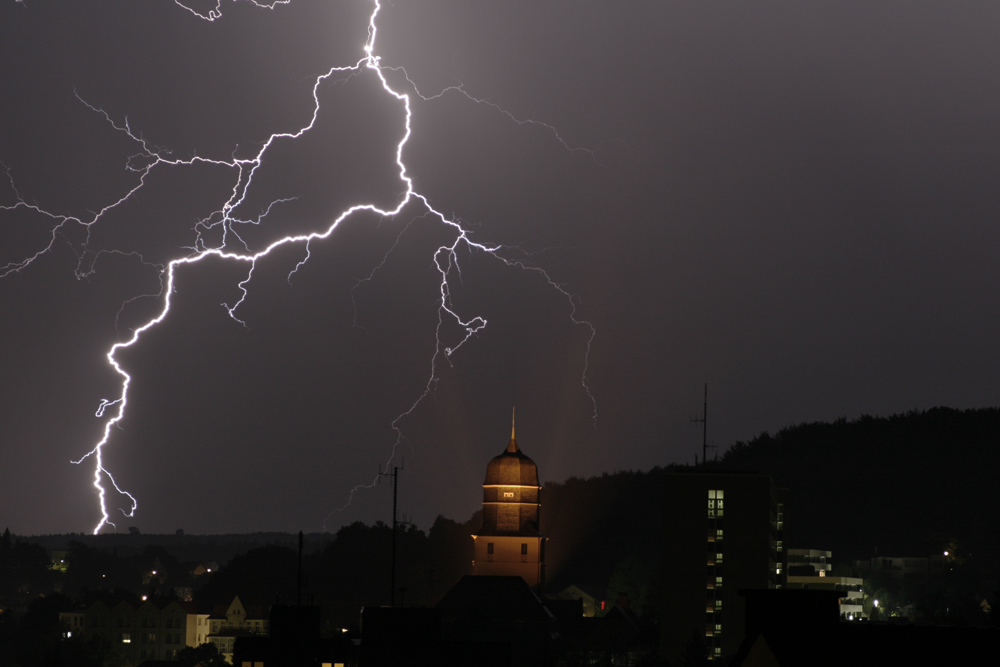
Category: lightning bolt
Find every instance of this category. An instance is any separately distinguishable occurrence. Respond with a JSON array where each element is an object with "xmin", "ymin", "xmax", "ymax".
[{"xmin": 3, "ymin": 0, "xmax": 596, "ymax": 534}]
